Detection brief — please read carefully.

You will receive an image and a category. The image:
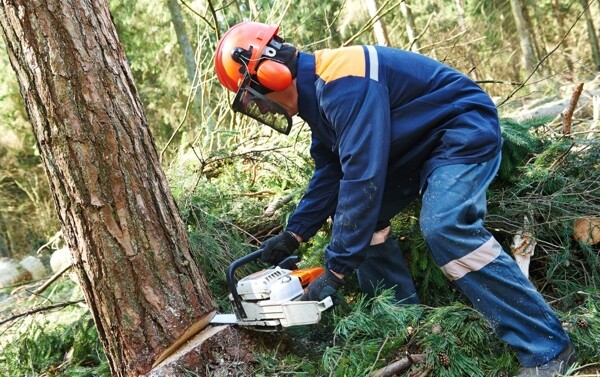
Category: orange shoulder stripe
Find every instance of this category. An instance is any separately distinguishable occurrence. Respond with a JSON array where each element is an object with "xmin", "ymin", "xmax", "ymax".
[{"xmin": 314, "ymin": 46, "xmax": 366, "ymax": 83}]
